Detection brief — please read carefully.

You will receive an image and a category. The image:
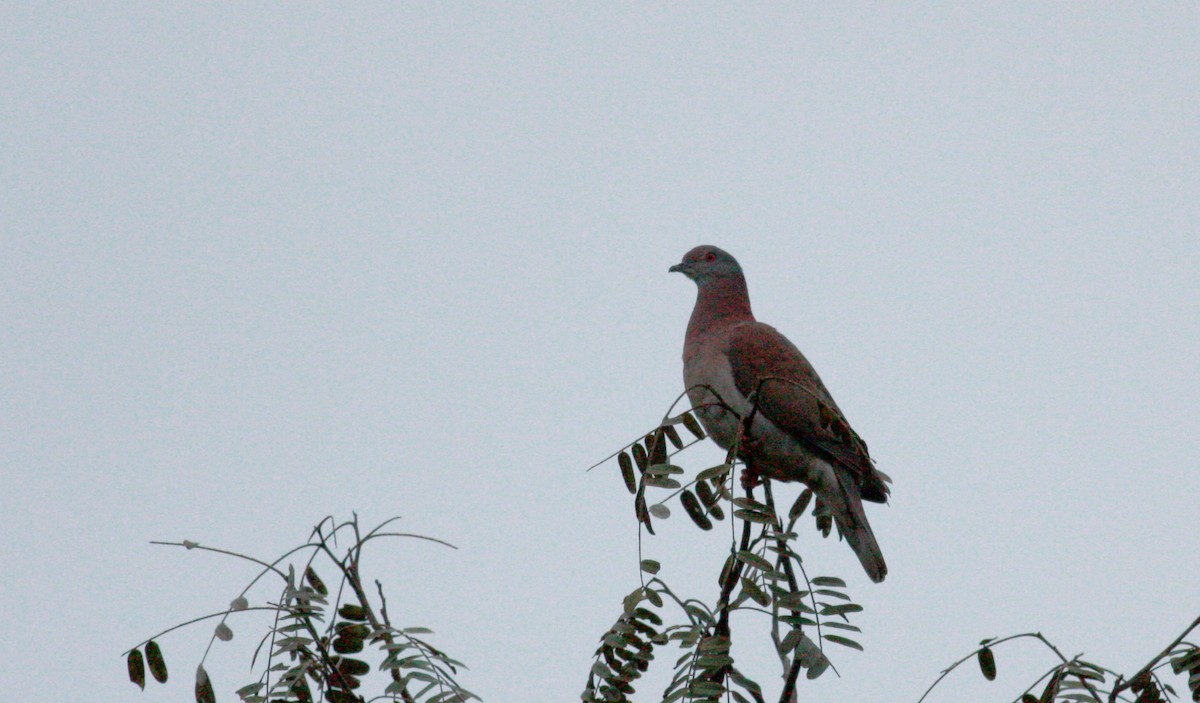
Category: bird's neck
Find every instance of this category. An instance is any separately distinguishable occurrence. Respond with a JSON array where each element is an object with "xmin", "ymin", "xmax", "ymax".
[{"xmin": 686, "ymin": 277, "xmax": 754, "ymax": 339}]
